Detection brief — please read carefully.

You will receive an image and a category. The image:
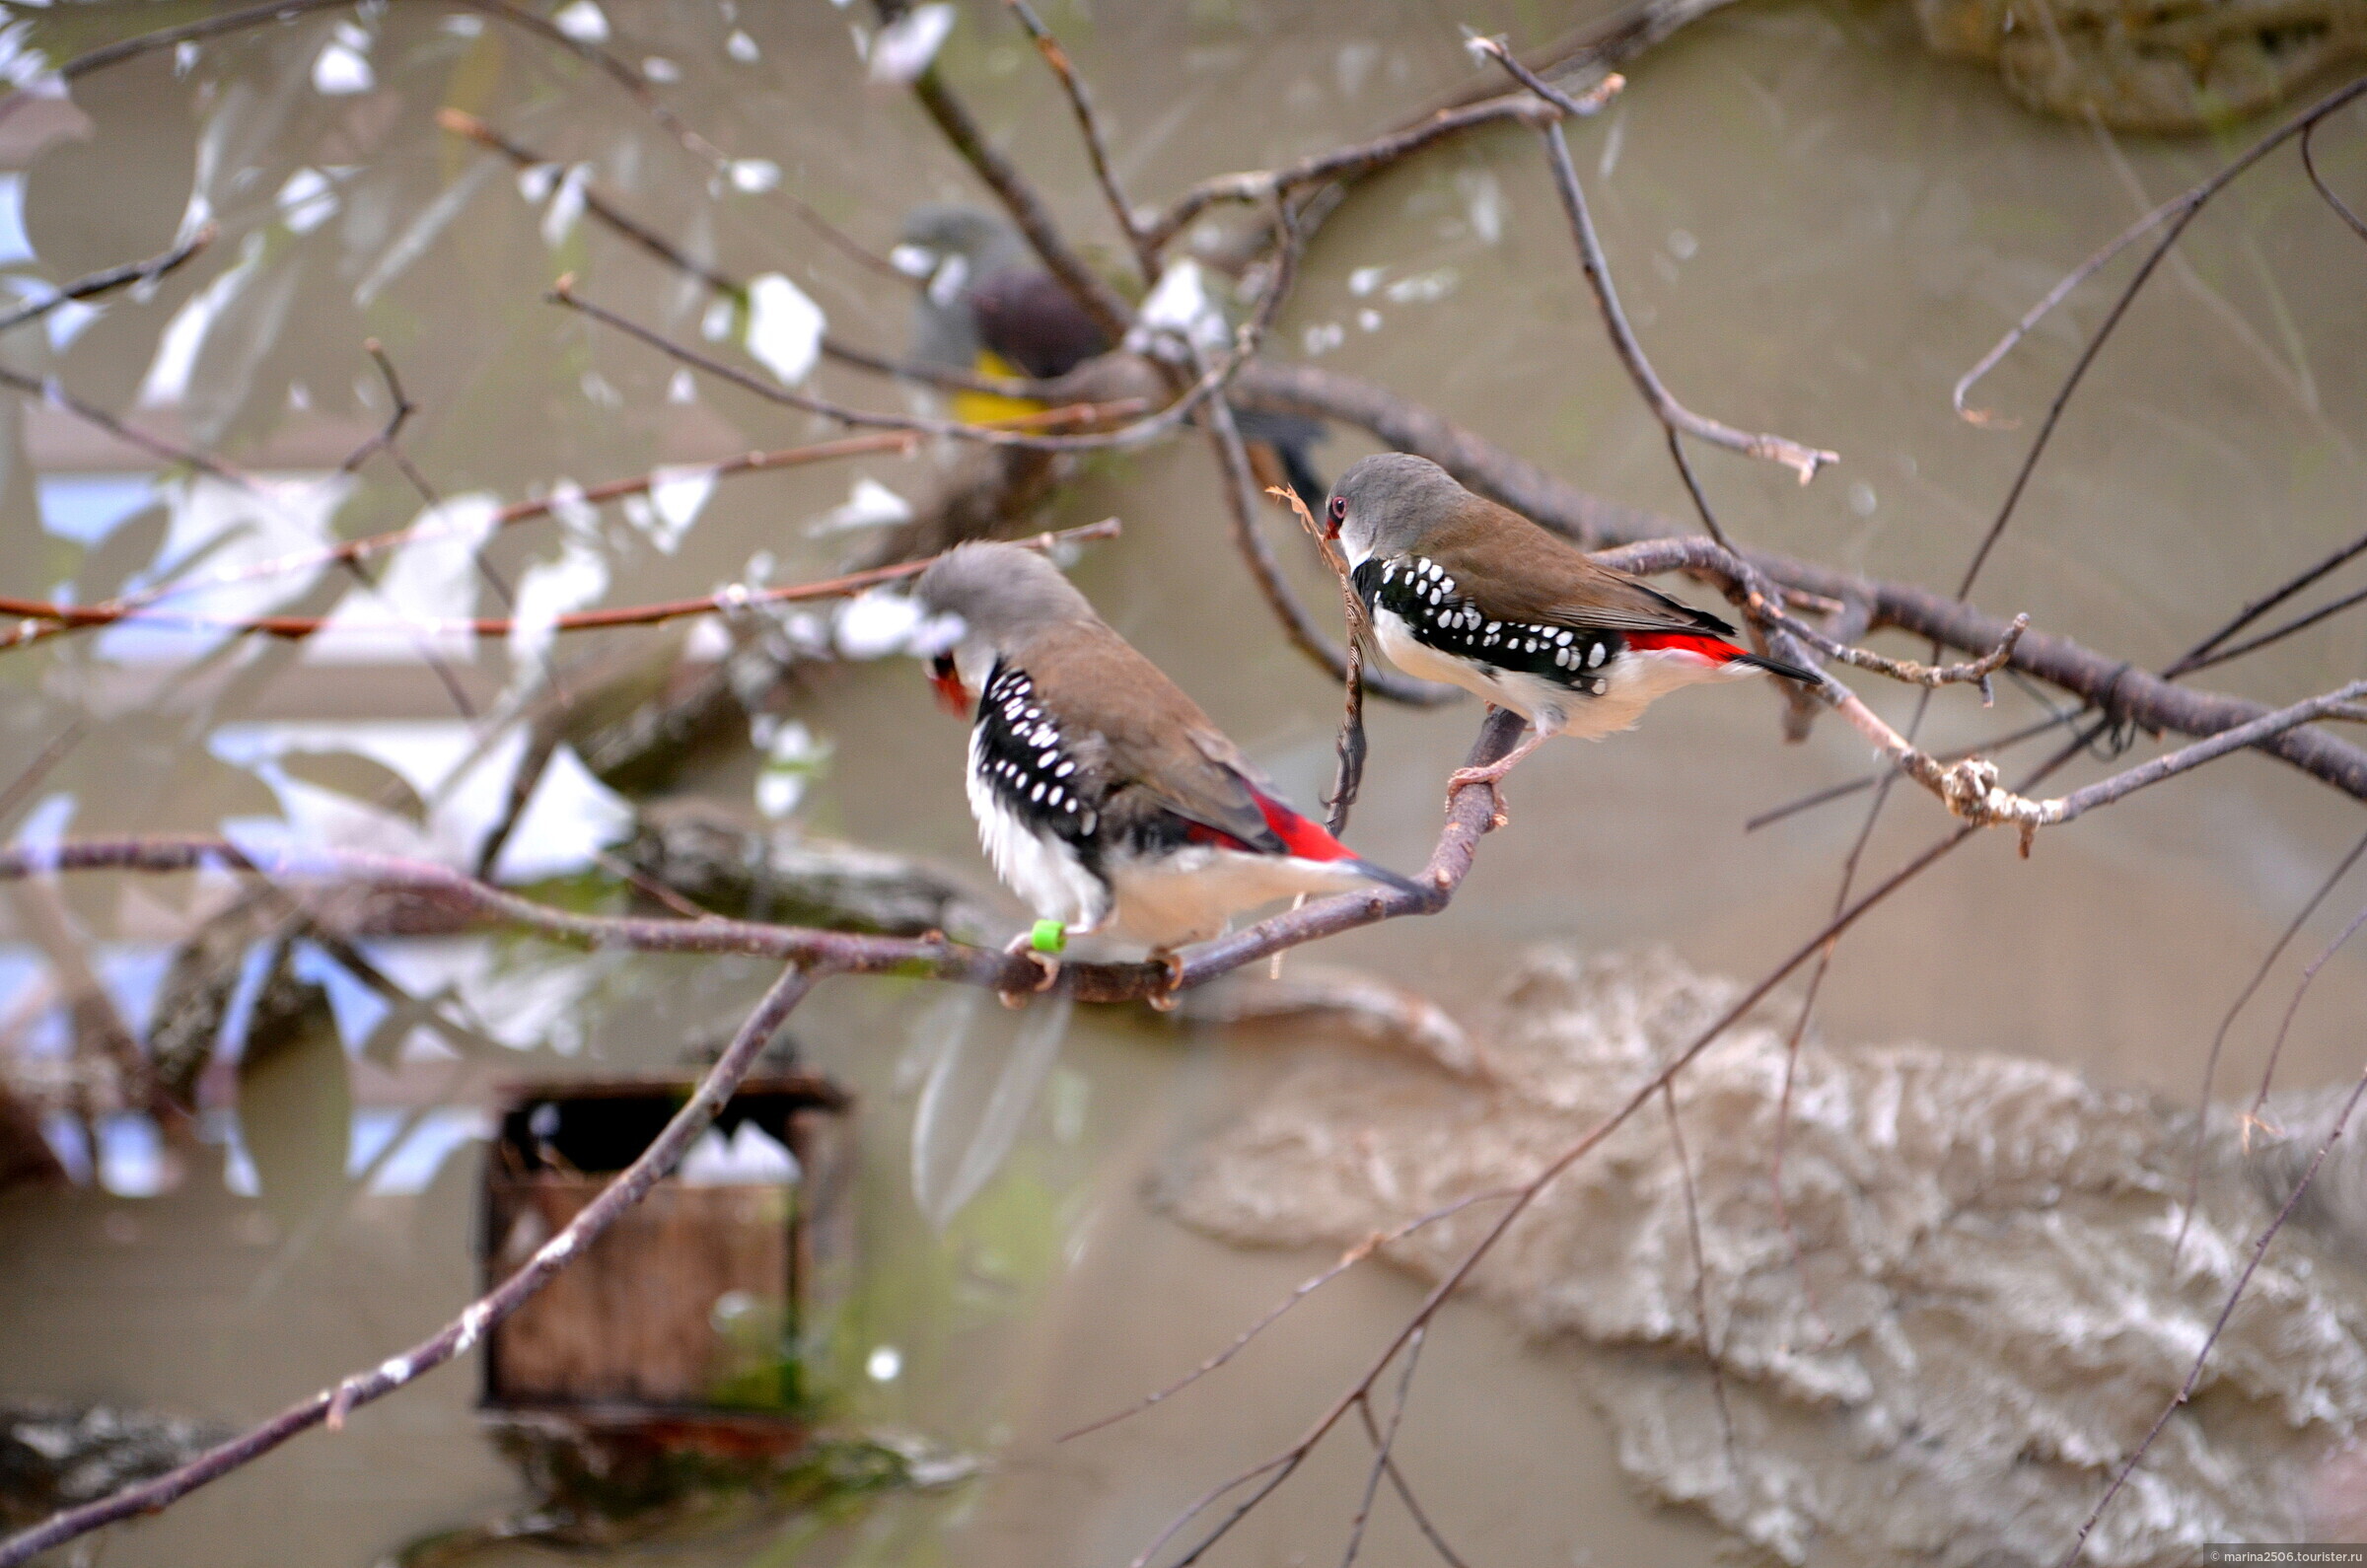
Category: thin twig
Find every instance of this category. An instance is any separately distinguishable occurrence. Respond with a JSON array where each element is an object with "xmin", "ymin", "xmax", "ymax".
[
  {"xmin": 1786, "ymin": 611, "xmax": 2029, "ymax": 695},
  {"xmin": 1339, "ymin": 1325, "xmax": 1426, "ymax": 1568},
  {"xmin": 2242, "ymin": 895, "xmax": 2367, "ymax": 1135},
  {"xmin": 1661, "ymin": 1081, "xmax": 1739, "ymax": 1478},
  {"xmin": 1056, "ymin": 1189, "xmax": 1517, "ymax": 1444},
  {"xmin": 1271, "ymin": 484, "xmax": 1378, "ymax": 828},
  {"xmin": 1140, "ymin": 95, "xmax": 1554, "ymax": 255},
  {"xmin": 552, "ymin": 280, "xmax": 1242, "ymax": 454},
  {"xmin": 1471, "ymin": 37, "xmax": 1835, "ymax": 485},
  {"xmin": 10, "ymin": 421, "xmax": 1088, "ymax": 652},
  {"xmin": 1351, "ymin": 1397, "xmax": 1472, "ymax": 1568},
  {"xmin": 1207, "ymin": 395, "xmax": 1455, "ymax": 707},
  {"xmin": 2171, "ymin": 824, "xmax": 2367, "ymax": 1260},
  {"xmin": 0, "ymin": 224, "xmax": 216, "ymax": 336},
  {"xmin": 0, "ymin": 519, "xmax": 1123, "ymax": 648},
  {"xmin": 1003, "ymin": 0, "xmax": 1159, "ymax": 284},
  {"xmin": 454, "ymin": 0, "xmax": 901, "ymax": 278},
  {"xmin": 2166, "ymin": 523, "xmax": 2367, "ymax": 677},
  {"xmin": 903, "ymin": 49, "xmax": 1135, "ymax": 341},
  {"xmin": 1954, "ymin": 75, "xmax": 2367, "ymax": 425},
  {"xmin": 2178, "ymin": 579, "xmax": 2367, "ymax": 677},
  {"xmin": 2302, "ymin": 116, "xmax": 2367, "ymax": 245},
  {"xmin": 437, "ymin": 109, "xmax": 740, "ymax": 293},
  {"xmin": 2056, "ymin": 1052, "xmax": 2367, "ymax": 1568},
  {"xmin": 57, "ymin": 0, "xmax": 356, "ymax": 77}
]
